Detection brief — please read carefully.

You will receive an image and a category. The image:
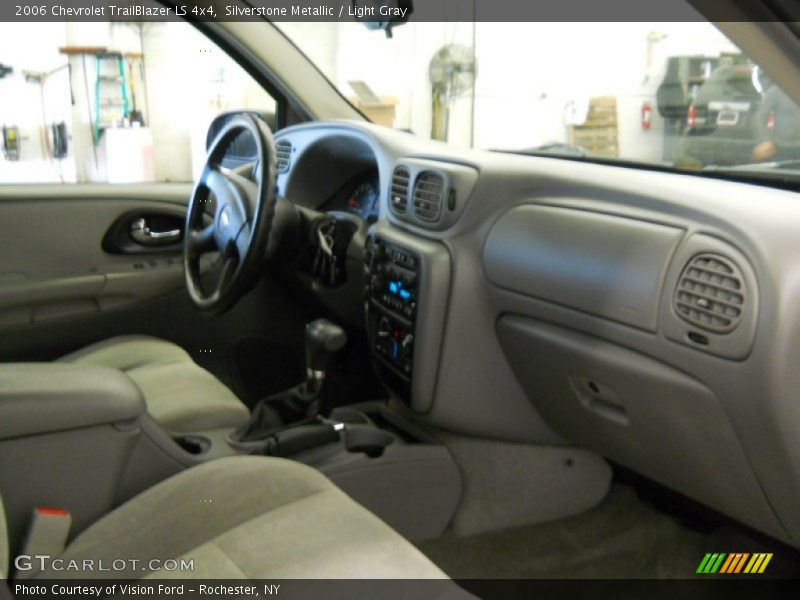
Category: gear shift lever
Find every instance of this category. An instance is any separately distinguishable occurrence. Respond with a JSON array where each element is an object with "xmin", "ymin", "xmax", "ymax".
[
  {"xmin": 230, "ymin": 319, "xmax": 347, "ymax": 444},
  {"xmin": 305, "ymin": 319, "xmax": 347, "ymax": 383}
]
